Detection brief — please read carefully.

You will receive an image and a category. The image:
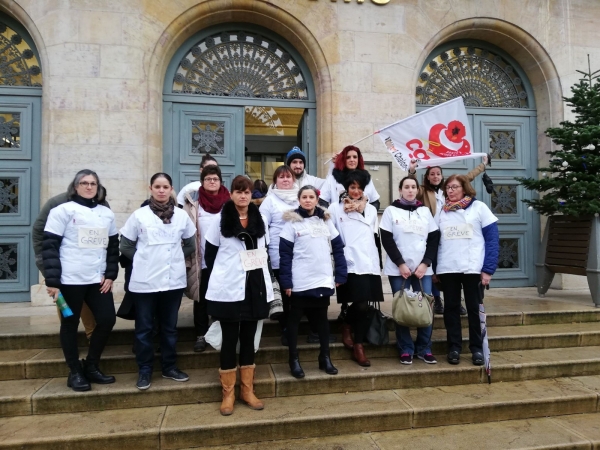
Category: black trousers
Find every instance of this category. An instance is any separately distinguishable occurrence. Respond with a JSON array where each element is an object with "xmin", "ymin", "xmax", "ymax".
[
  {"xmin": 59, "ymin": 284, "xmax": 116, "ymax": 369},
  {"xmin": 439, "ymin": 273, "xmax": 483, "ymax": 354},
  {"xmin": 193, "ymin": 268, "xmax": 210, "ymax": 336},
  {"xmin": 273, "ymin": 269, "xmax": 319, "ymax": 336},
  {"xmin": 287, "ymin": 303, "xmax": 330, "ymax": 356},
  {"xmin": 346, "ymin": 301, "xmax": 369, "ymax": 344},
  {"xmin": 220, "ymin": 320, "xmax": 258, "ymax": 370}
]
